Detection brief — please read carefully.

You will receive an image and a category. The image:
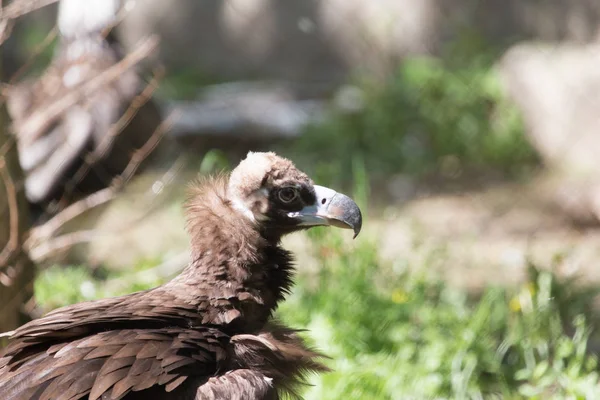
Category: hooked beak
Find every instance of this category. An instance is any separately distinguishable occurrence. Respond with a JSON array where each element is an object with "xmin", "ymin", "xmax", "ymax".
[{"xmin": 288, "ymin": 185, "xmax": 363, "ymax": 238}]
